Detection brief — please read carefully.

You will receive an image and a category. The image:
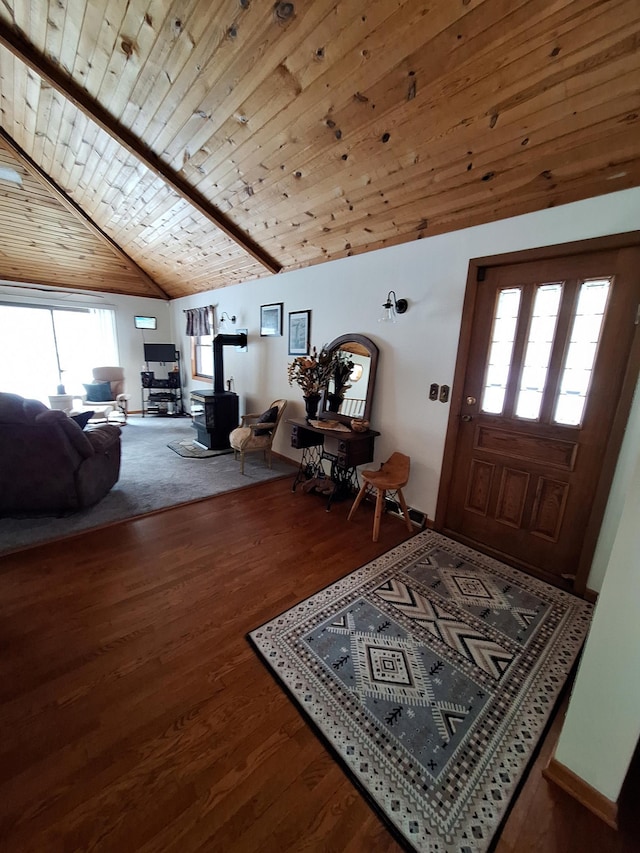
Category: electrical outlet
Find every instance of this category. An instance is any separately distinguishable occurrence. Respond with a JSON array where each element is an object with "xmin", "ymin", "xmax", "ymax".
[
  {"xmin": 439, "ymin": 384, "xmax": 450, "ymax": 403},
  {"xmin": 429, "ymin": 383, "xmax": 439, "ymax": 401}
]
